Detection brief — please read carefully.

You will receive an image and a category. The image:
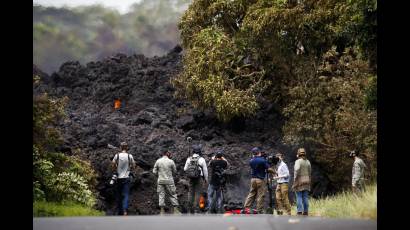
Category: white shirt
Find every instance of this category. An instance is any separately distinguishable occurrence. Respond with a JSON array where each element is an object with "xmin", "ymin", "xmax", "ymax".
[
  {"xmin": 112, "ymin": 152, "xmax": 135, "ymax": 179},
  {"xmin": 276, "ymin": 160, "xmax": 290, "ymax": 183},
  {"xmin": 184, "ymin": 154, "xmax": 208, "ymax": 182}
]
